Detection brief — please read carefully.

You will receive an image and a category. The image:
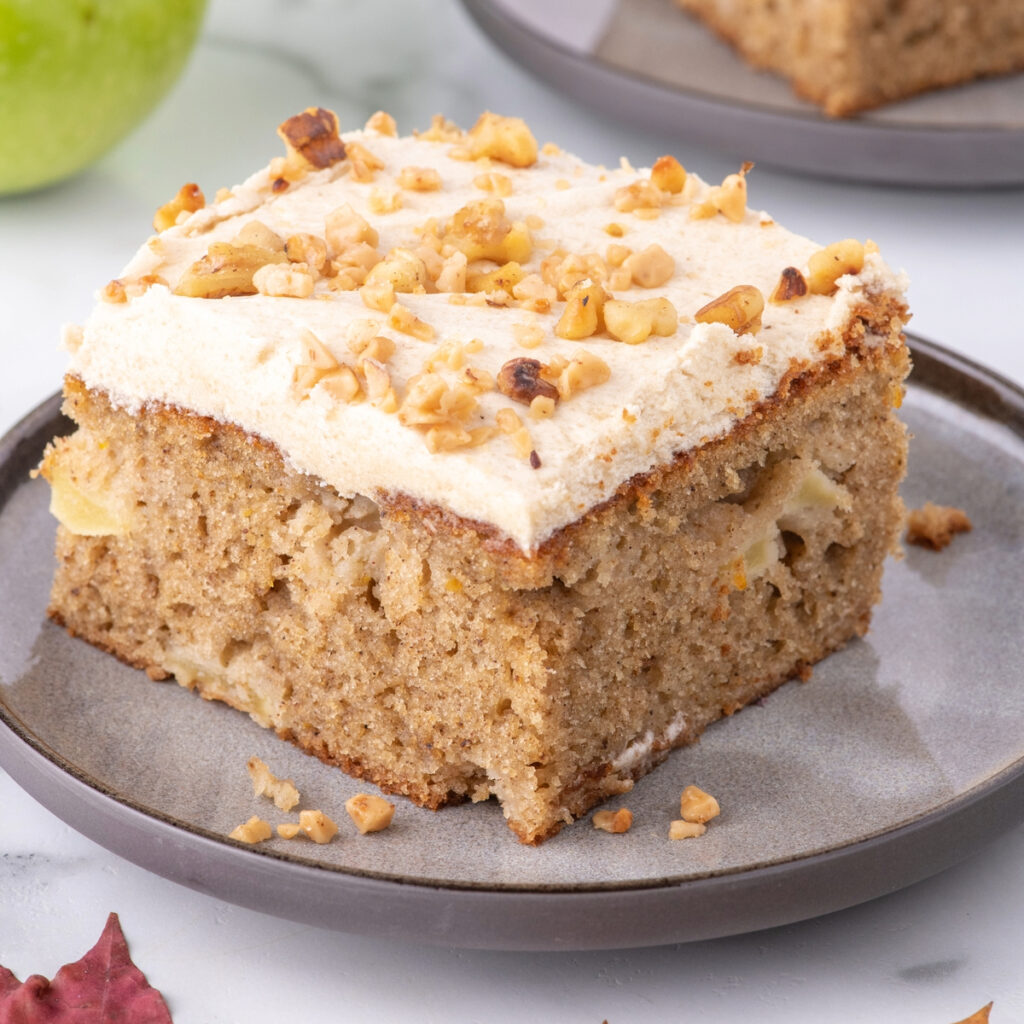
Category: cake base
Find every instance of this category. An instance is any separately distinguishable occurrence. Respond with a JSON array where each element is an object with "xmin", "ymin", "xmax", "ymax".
[{"xmin": 41, "ymin": 341, "xmax": 909, "ymax": 843}]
